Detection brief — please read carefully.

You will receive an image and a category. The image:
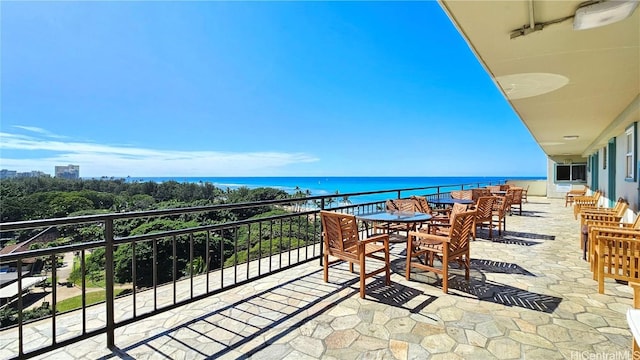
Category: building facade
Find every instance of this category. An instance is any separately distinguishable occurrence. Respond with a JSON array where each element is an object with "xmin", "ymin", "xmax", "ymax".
[{"xmin": 54, "ymin": 164, "xmax": 80, "ymax": 179}]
